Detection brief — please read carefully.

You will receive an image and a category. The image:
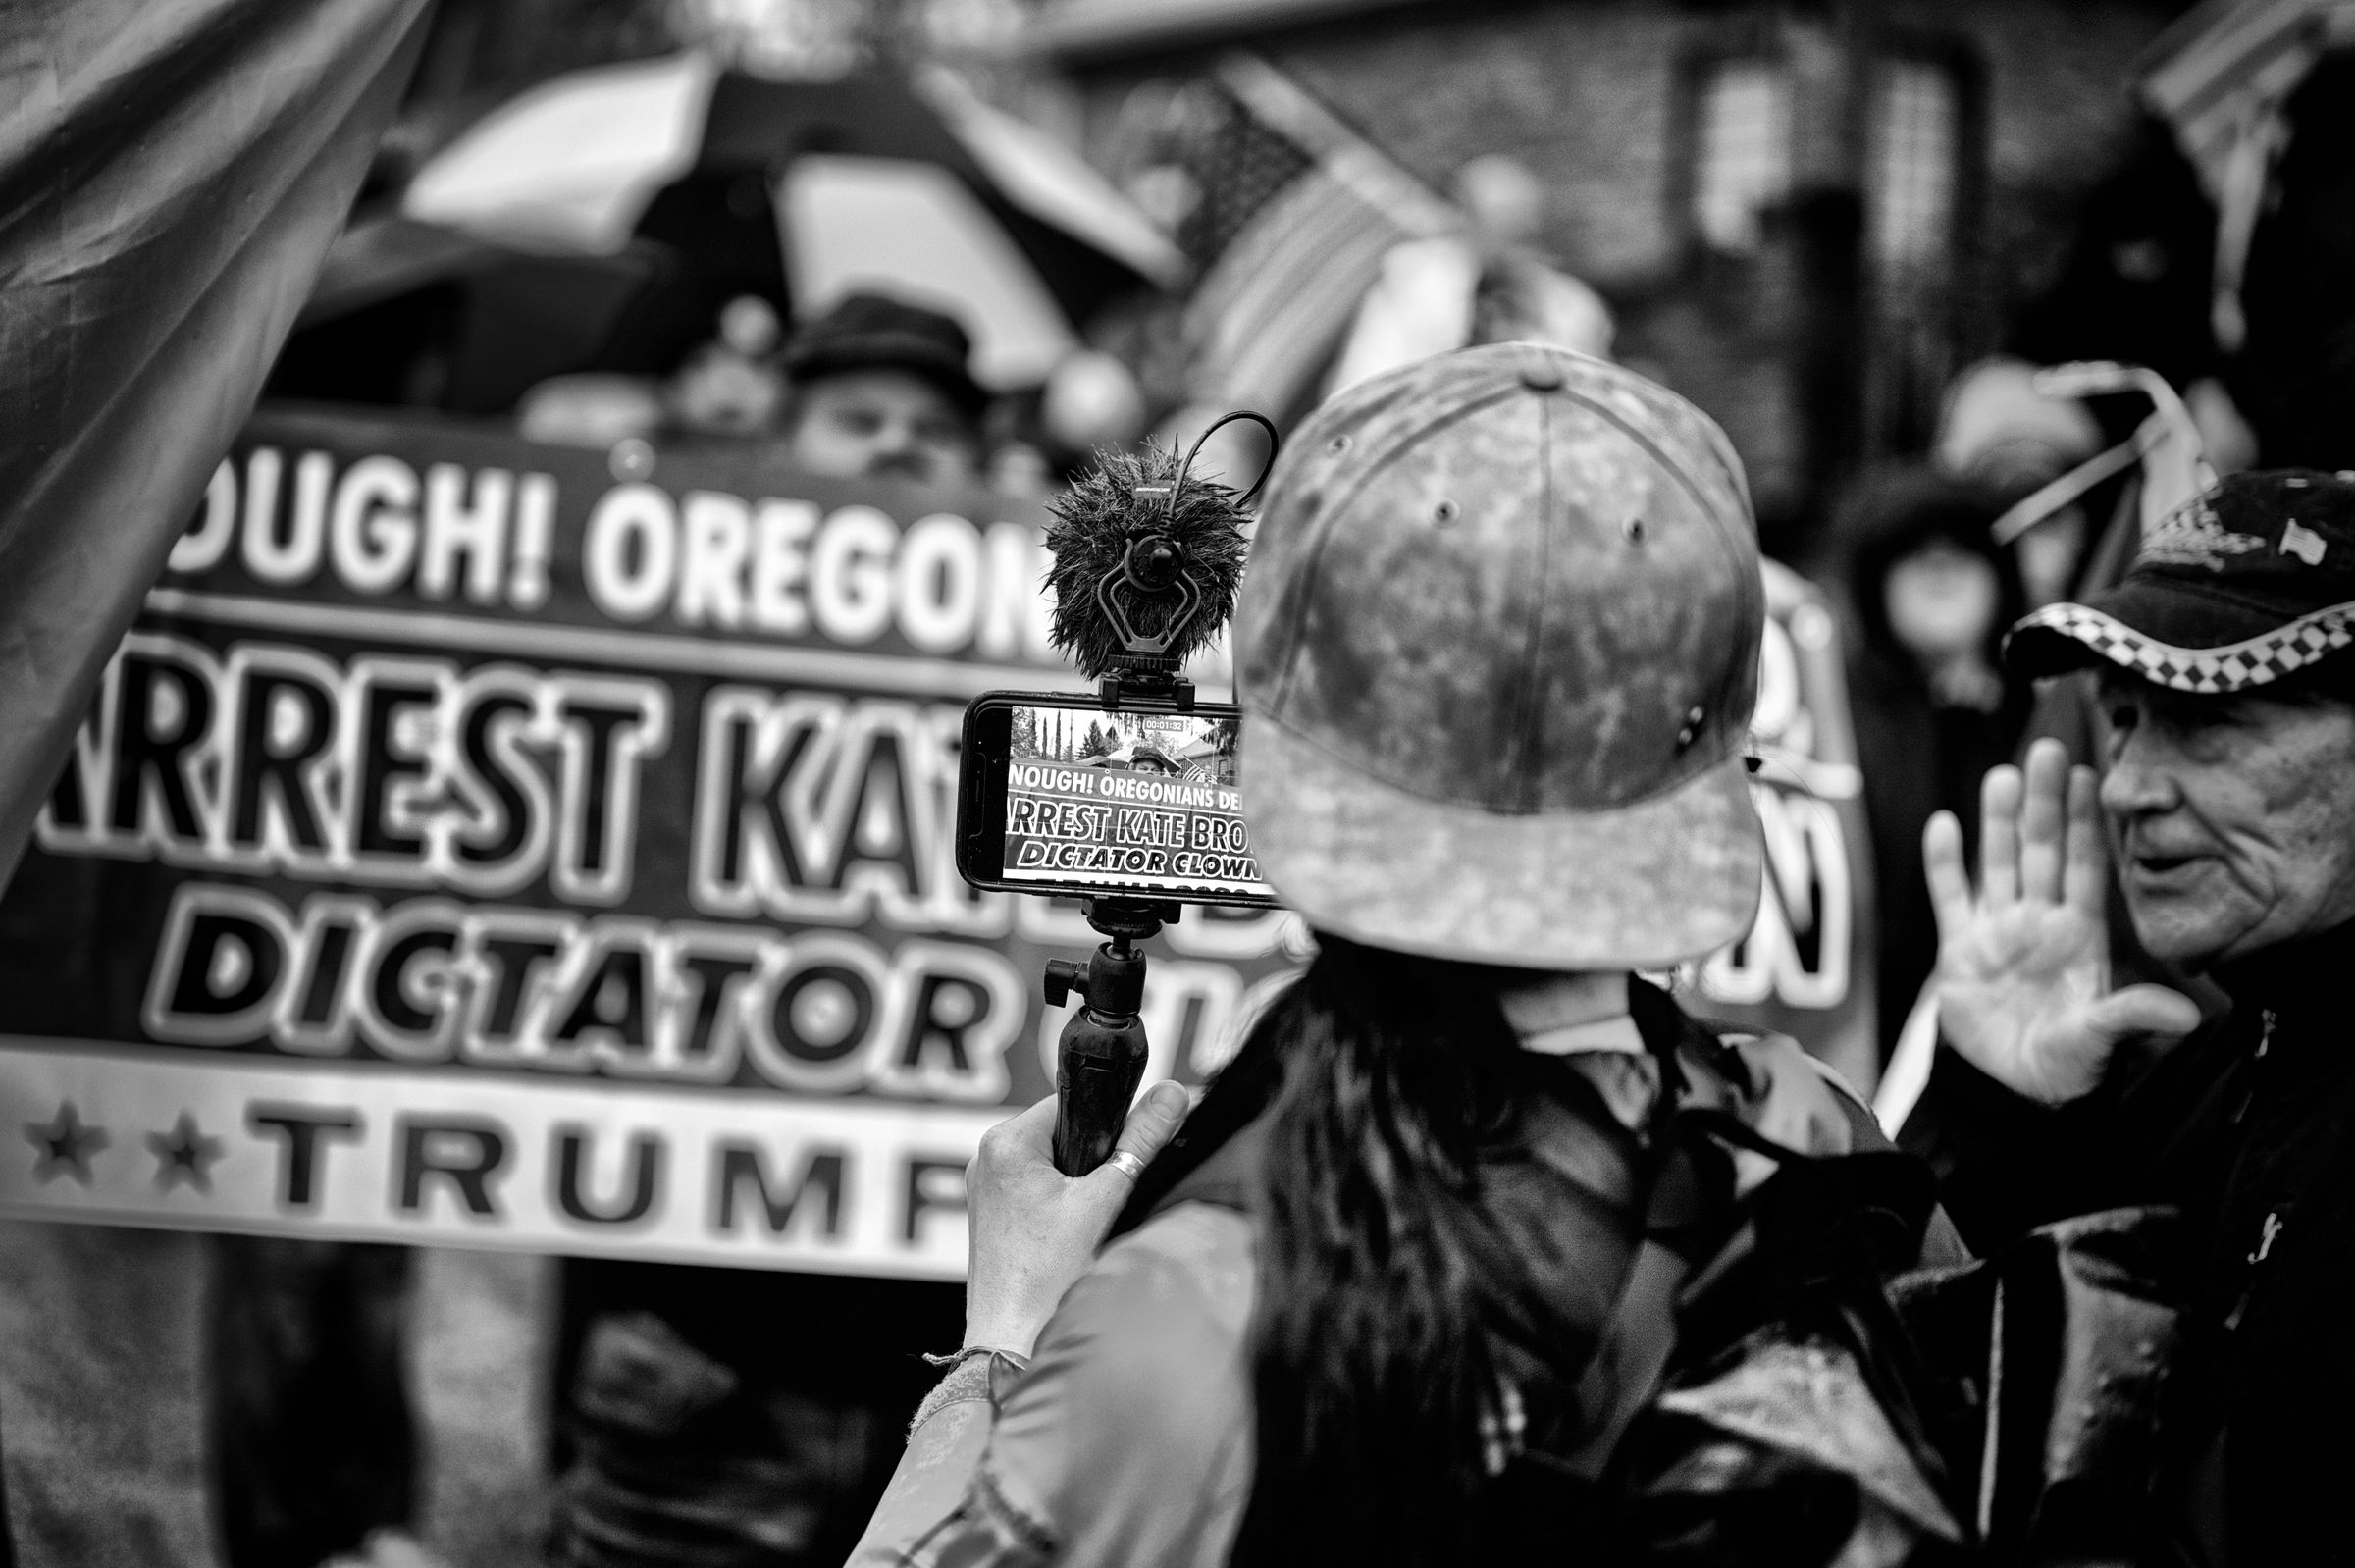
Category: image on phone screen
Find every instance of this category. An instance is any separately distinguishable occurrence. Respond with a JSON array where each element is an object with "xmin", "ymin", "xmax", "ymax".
[{"xmin": 999, "ymin": 704, "xmax": 1265, "ymax": 899}]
